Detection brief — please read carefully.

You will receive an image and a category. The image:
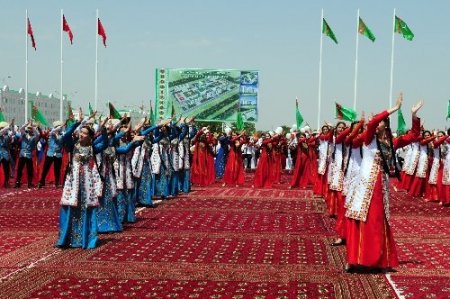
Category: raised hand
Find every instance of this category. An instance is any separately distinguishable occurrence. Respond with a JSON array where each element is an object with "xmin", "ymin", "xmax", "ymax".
[
  {"xmin": 388, "ymin": 93, "xmax": 403, "ymax": 114},
  {"xmin": 411, "ymin": 100, "xmax": 424, "ymax": 117}
]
